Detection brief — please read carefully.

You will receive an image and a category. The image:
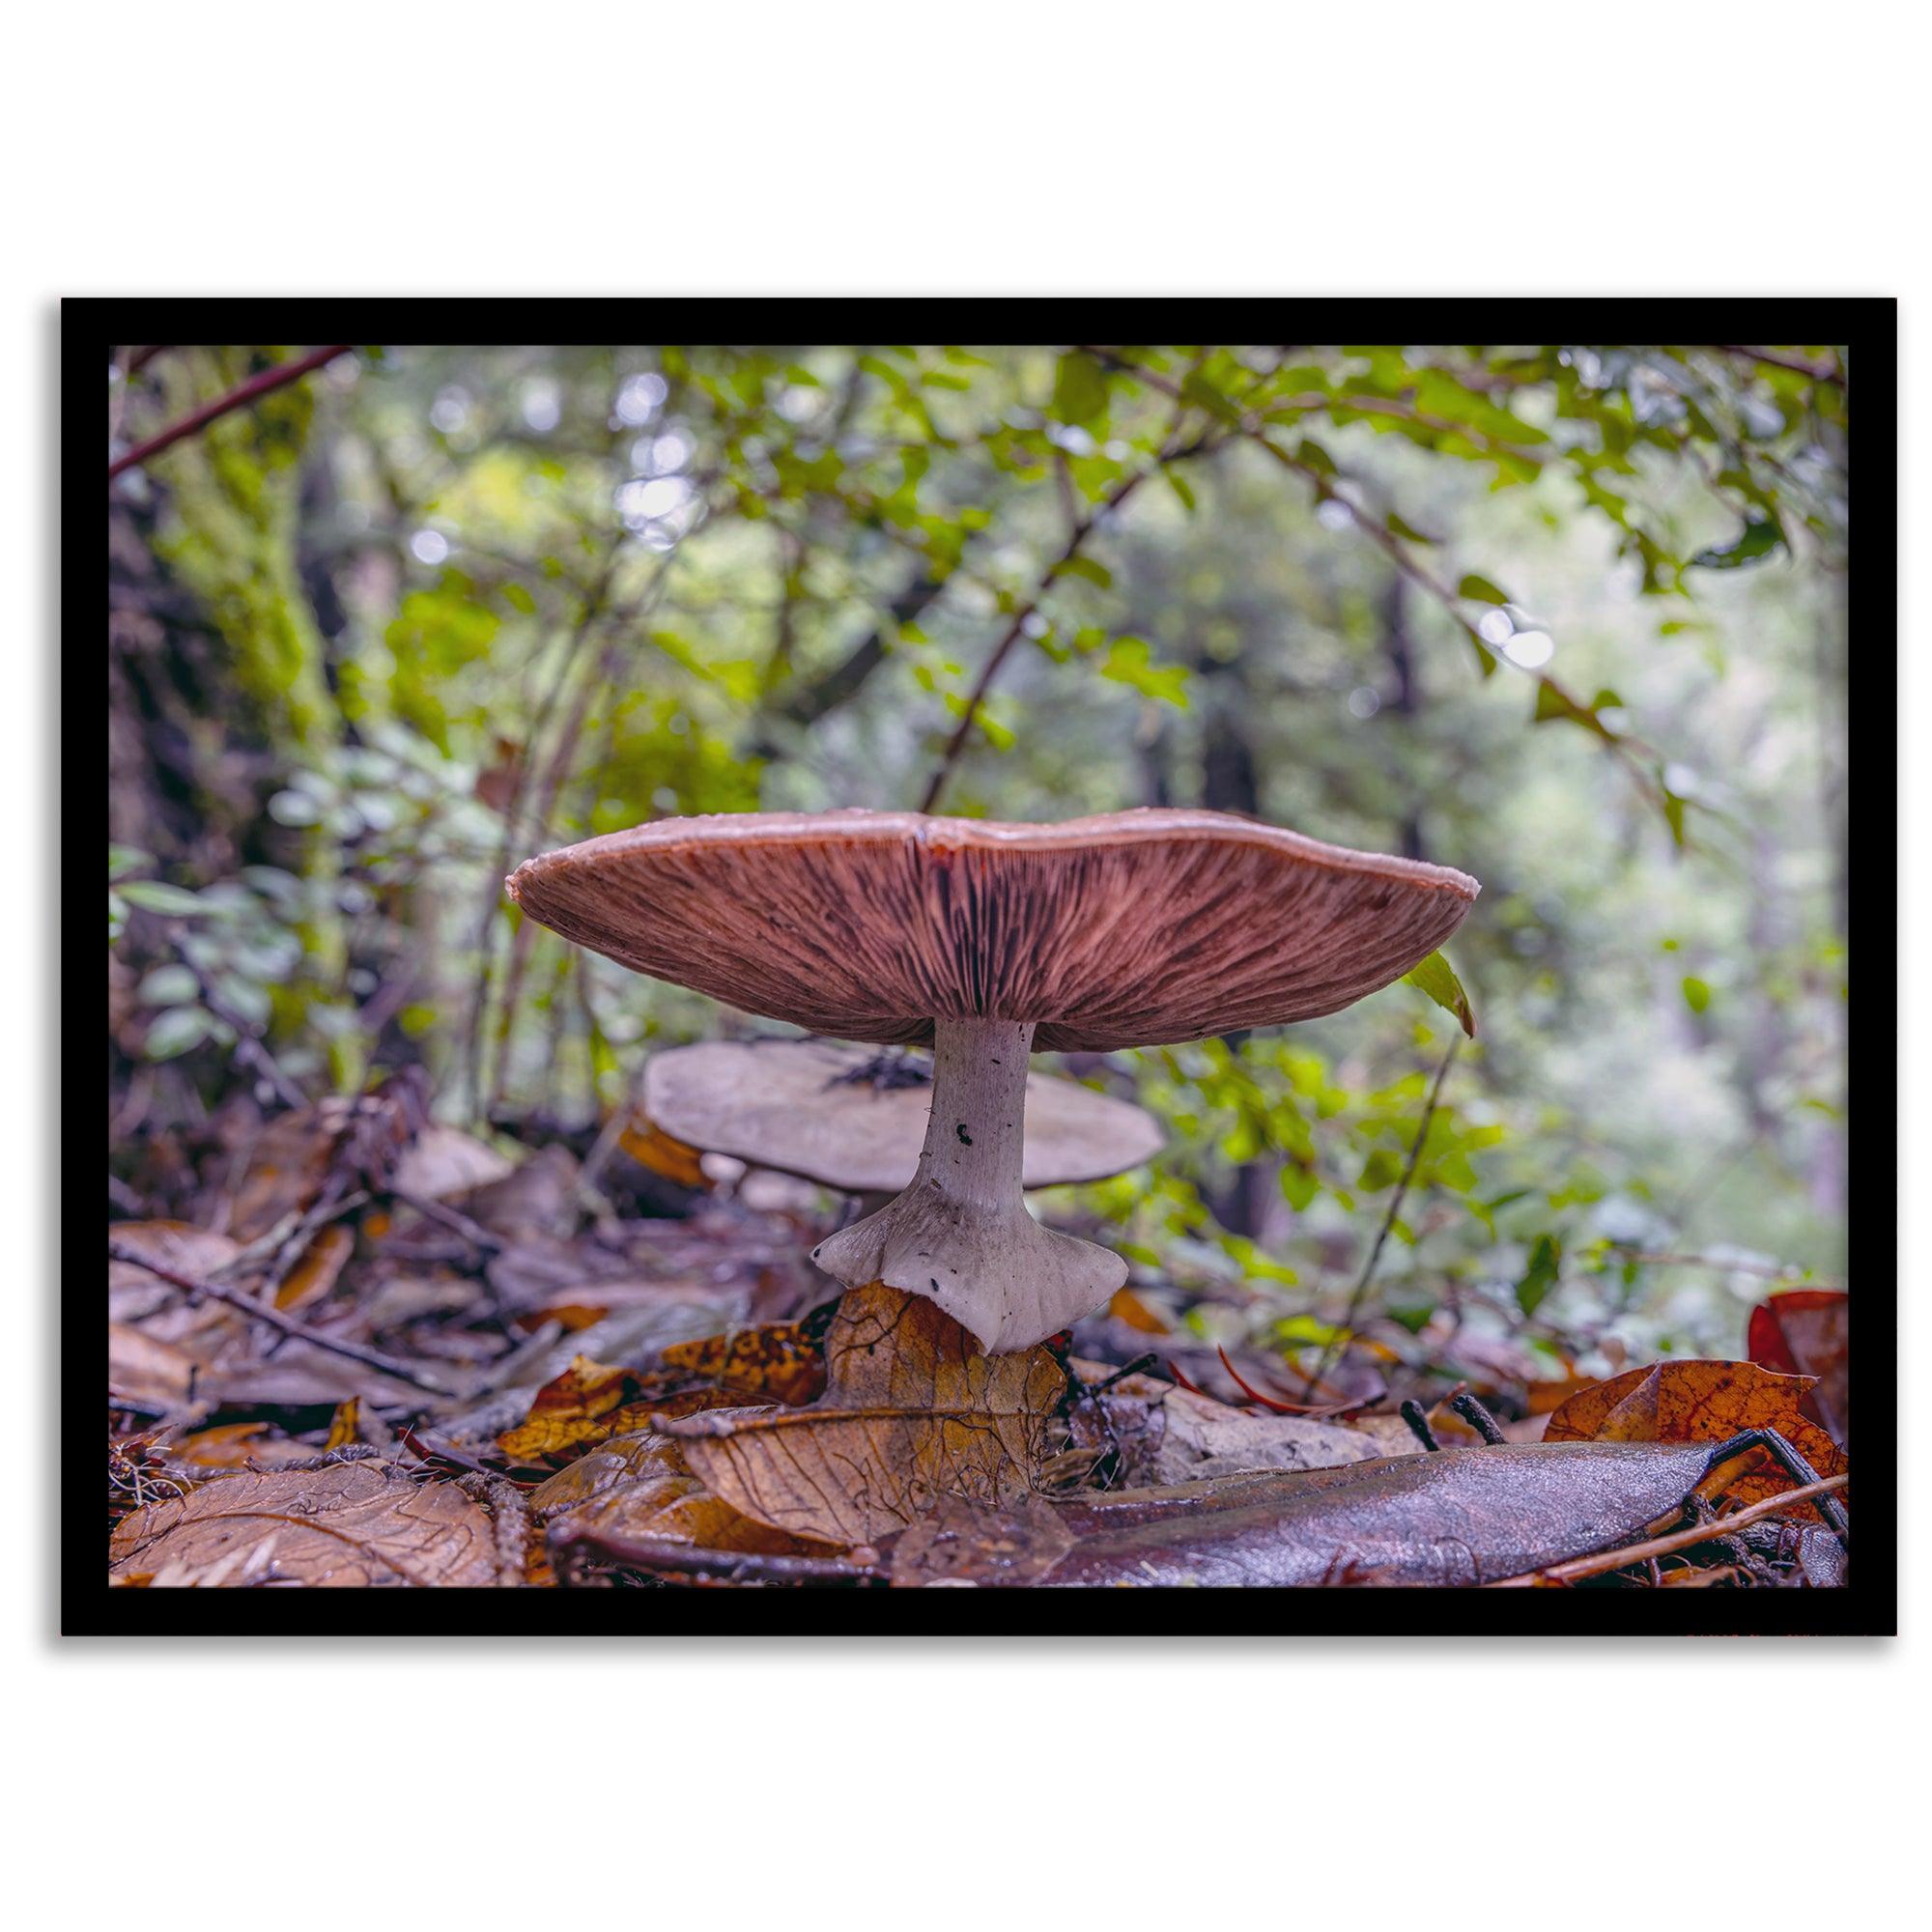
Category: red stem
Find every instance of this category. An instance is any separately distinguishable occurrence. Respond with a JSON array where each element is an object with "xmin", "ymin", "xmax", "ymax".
[{"xmin": 108, "ymin": 344, "xmax": 353, "ymax": 483}]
